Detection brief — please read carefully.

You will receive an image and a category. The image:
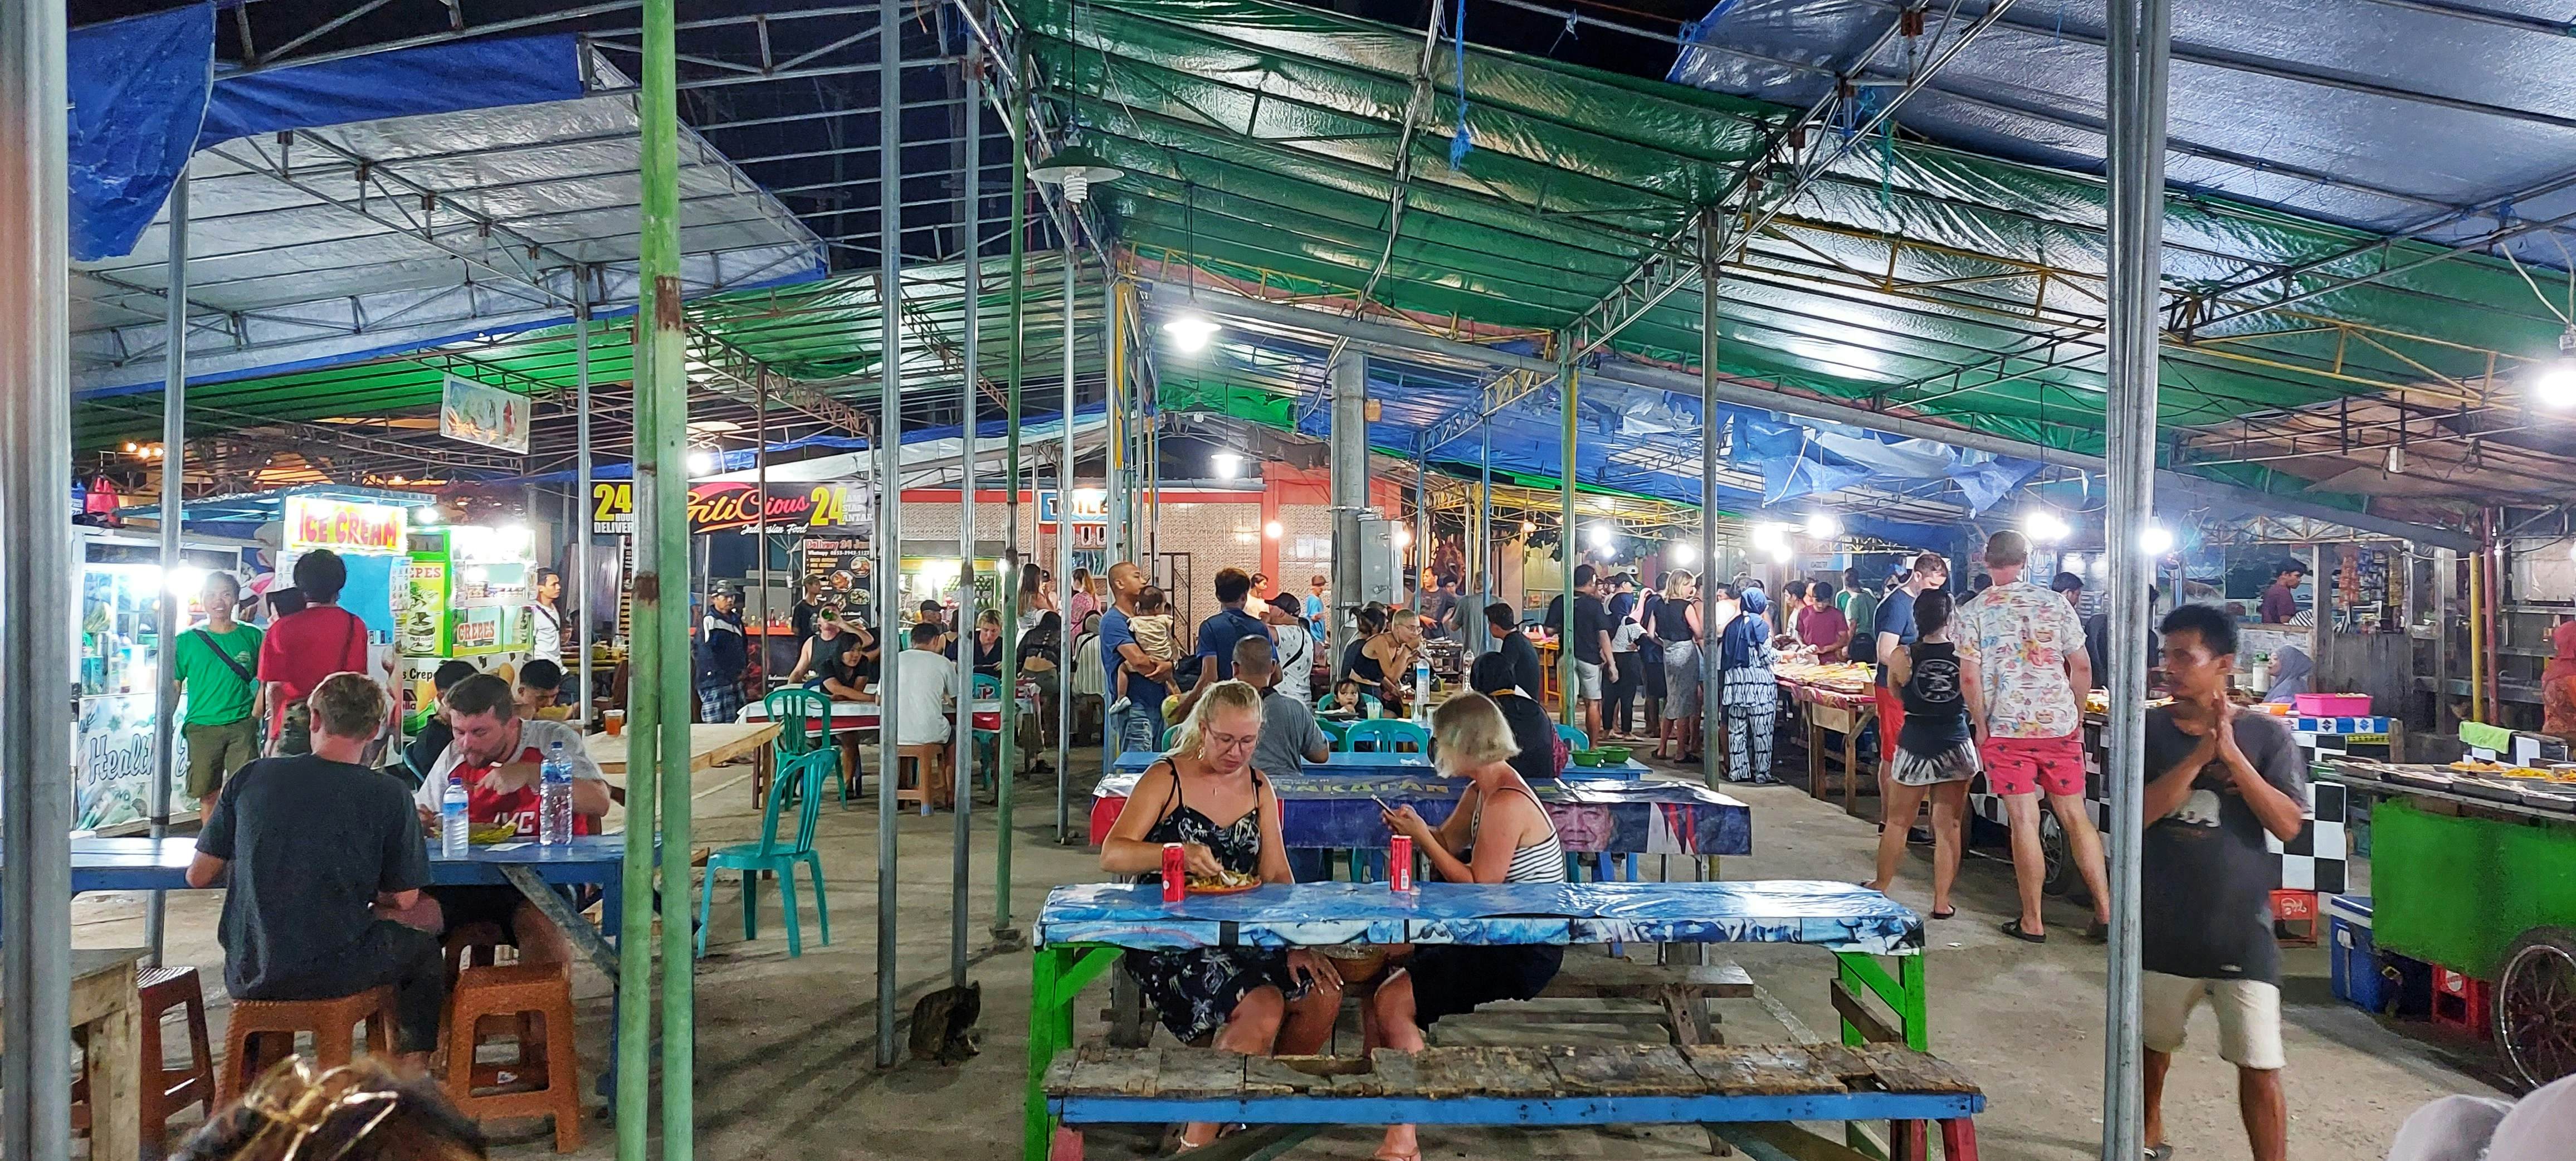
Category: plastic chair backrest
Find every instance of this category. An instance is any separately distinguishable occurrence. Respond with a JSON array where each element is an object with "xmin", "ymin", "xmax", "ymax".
[
  {"xmin": 765, "ymin": 687, "xmax": 833, "ymax": 757},
  {"xmin": 1160, "ymin": 724, "xmax": 1182, "ymax": 750},
  {"xmin": 1556, "ymin": 723, "xmax": 1591, "ymax": 752},
  {"xmin": 1345, "ymin": 719, "xmax": 1430, "ymax": 753},
  {"xmin": 973, "ymin": 673, "xmax": 1002, "ymax": 700},
  {"xmin": 759, "ymin": 749, "xmax": 833, "ymax": 858}
]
